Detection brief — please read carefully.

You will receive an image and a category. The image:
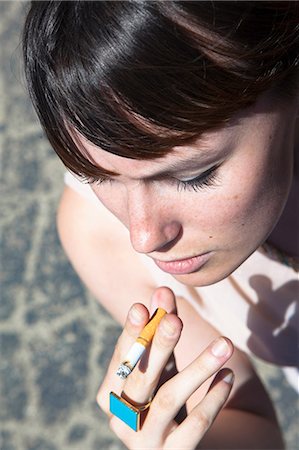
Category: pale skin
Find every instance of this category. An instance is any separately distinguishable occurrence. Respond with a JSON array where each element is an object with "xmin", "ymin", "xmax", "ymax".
[{"xmin": 57, "ymin": 92, "xmax": 298, "ymax": 448}]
